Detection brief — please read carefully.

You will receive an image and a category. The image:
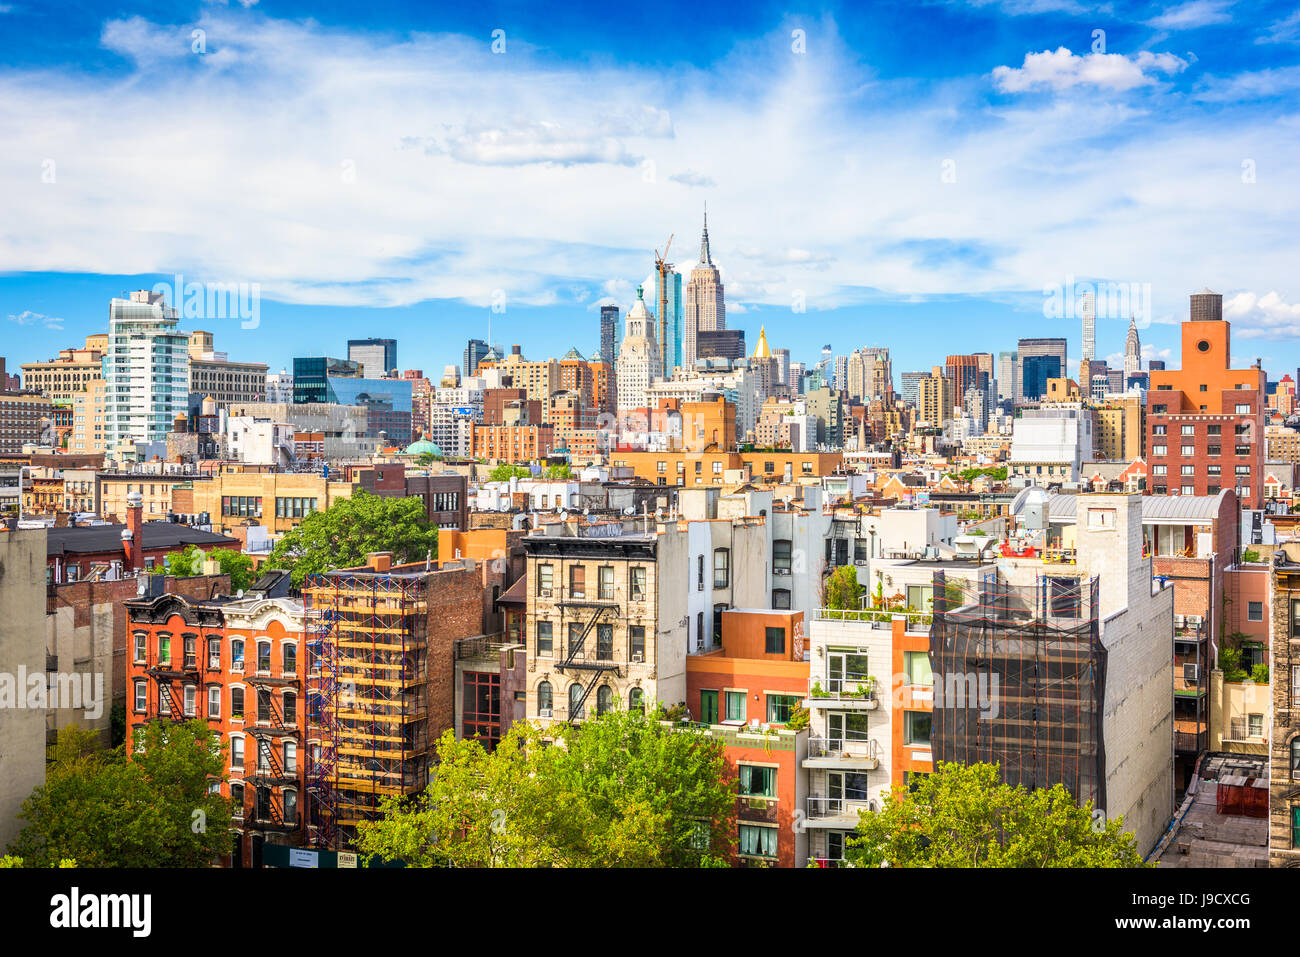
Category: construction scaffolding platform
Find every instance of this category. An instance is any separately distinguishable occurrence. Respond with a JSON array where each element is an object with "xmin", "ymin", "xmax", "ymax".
[
  {"xmin": 304, "ymin": 570, "xmax": 432, "ymax": 850},
  {"xmin": 929, "ymin": 571, "xmax": 1106, "ymax": 811}
]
